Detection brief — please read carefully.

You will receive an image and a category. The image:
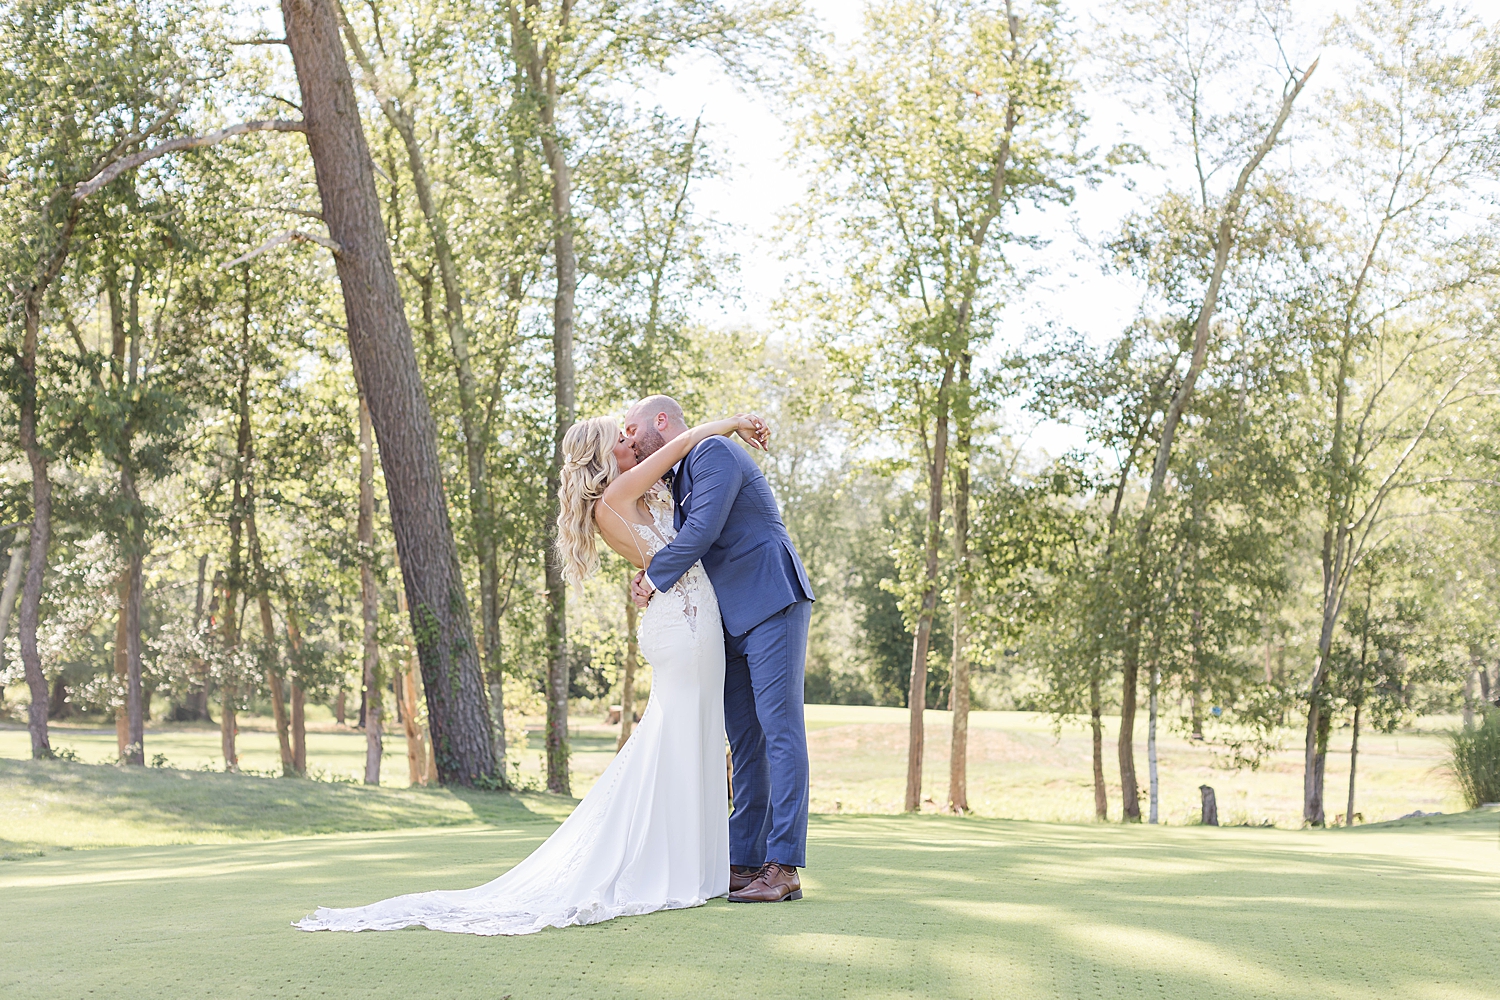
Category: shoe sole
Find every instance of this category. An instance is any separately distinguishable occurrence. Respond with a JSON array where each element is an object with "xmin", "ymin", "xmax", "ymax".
[{"xmin": 728, "ymin": 889, "xmax": 802, "ymax": 903}]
